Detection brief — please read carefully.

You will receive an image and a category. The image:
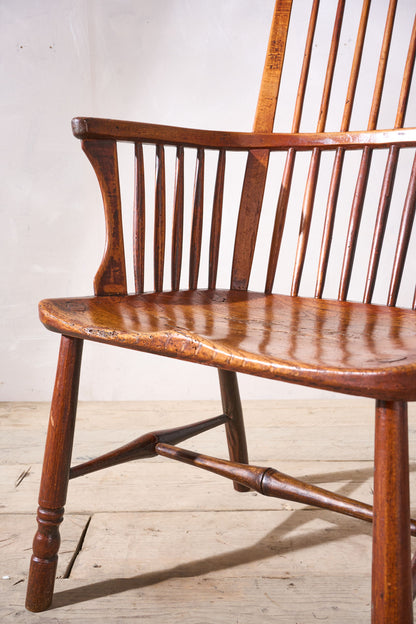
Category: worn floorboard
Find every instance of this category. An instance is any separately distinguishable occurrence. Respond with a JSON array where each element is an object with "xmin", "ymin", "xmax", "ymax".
[{"xmin": 1, "ymin": 400, "xmax": 415, "ymax": 622}]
